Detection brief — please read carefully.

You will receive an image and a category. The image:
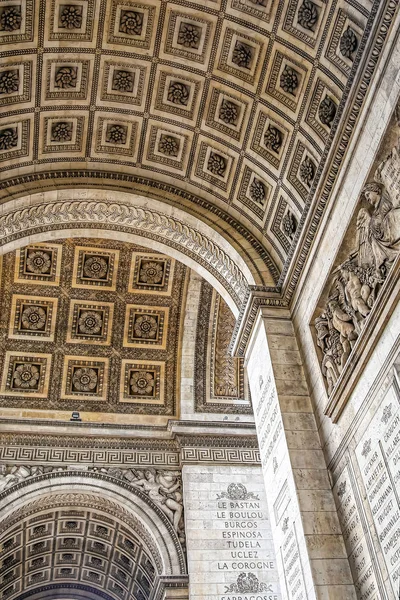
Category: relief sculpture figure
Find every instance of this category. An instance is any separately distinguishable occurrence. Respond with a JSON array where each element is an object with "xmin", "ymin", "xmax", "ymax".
[{"xmin": 315, "ymin": 134, "xmax": 400, "ymax": 395}]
